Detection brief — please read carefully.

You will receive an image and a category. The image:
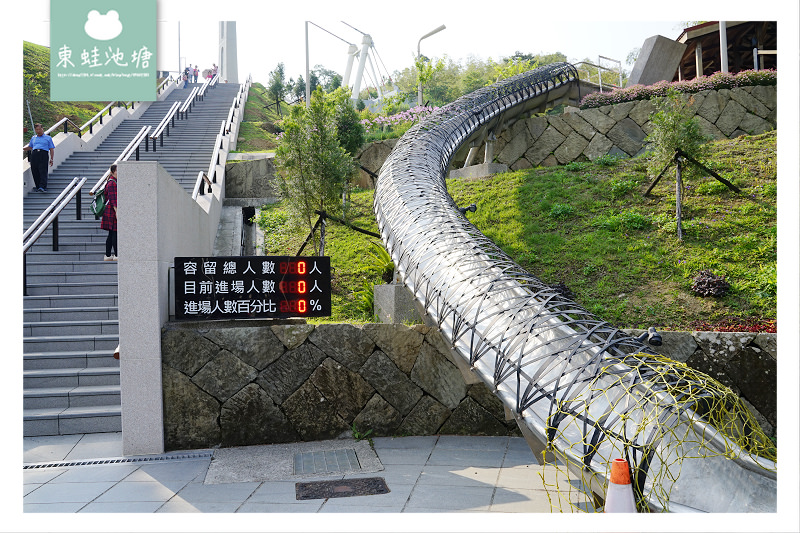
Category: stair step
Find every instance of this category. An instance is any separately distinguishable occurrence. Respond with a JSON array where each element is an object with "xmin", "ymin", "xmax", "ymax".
[
  {"xmin": 24, "ymin": 261, "xmax": 118, "ymax": 274},
  {"xmin": 23, "ymin": 293, "xmax": 119, "ymax": 309},
  {"xmin": 24, "ymin": 405, "xmax": 122, "ymax": 436},
  {"xmin": 24, "ymin": 349, "xmax": 119, "ymax": 370},
  {"xmin": 25, "ymin": 271, "xmax": 118, "ymax": 285},
  {"xmin": 24, "ymin": 366, "xmax": 120, "ymax": 388},
  {"xmin": 23, "ymin": 333, "xmax": 118, "ymax": 354},
  {"xmin": 24, "ymin": 281, "xmax": 118, "ymax": 296},
  {"xmin": 24, "ymin": 384, "xmax": 121, "ymax": 409},
  {"xmin": 24, "ymin": 319, "xmax": 119, "ymax": 337},
  {"xmin": 24, "ymin": 306, "xmax": 118, "ymax": 322}
]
